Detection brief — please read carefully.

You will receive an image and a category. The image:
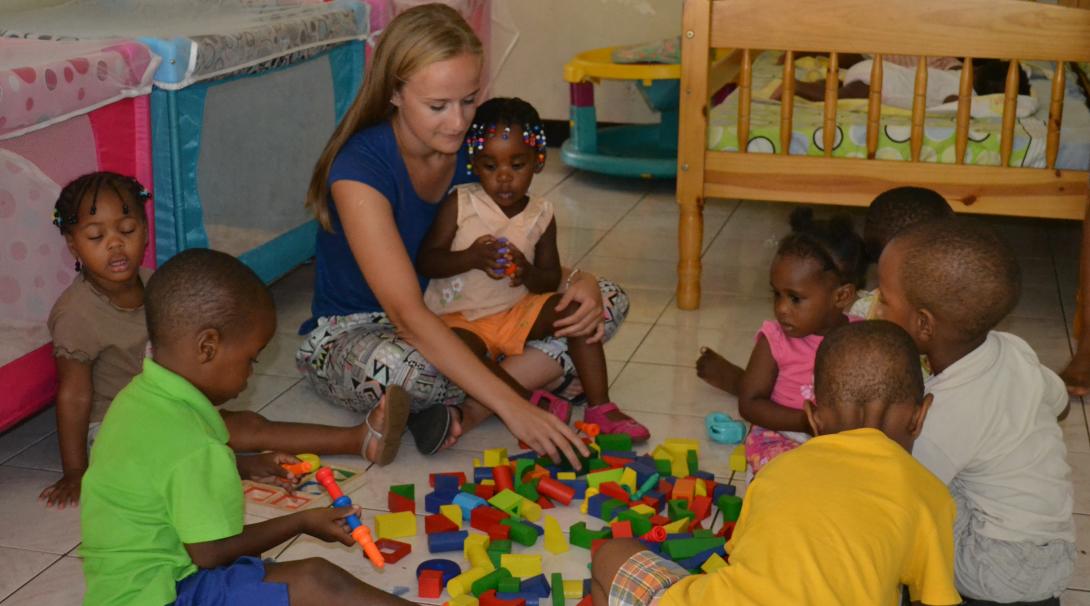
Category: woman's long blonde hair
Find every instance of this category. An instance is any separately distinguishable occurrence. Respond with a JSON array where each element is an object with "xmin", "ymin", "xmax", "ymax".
[{"xmin": 306, "ymin": 3, "xmax": 483, "ymax": 231}]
